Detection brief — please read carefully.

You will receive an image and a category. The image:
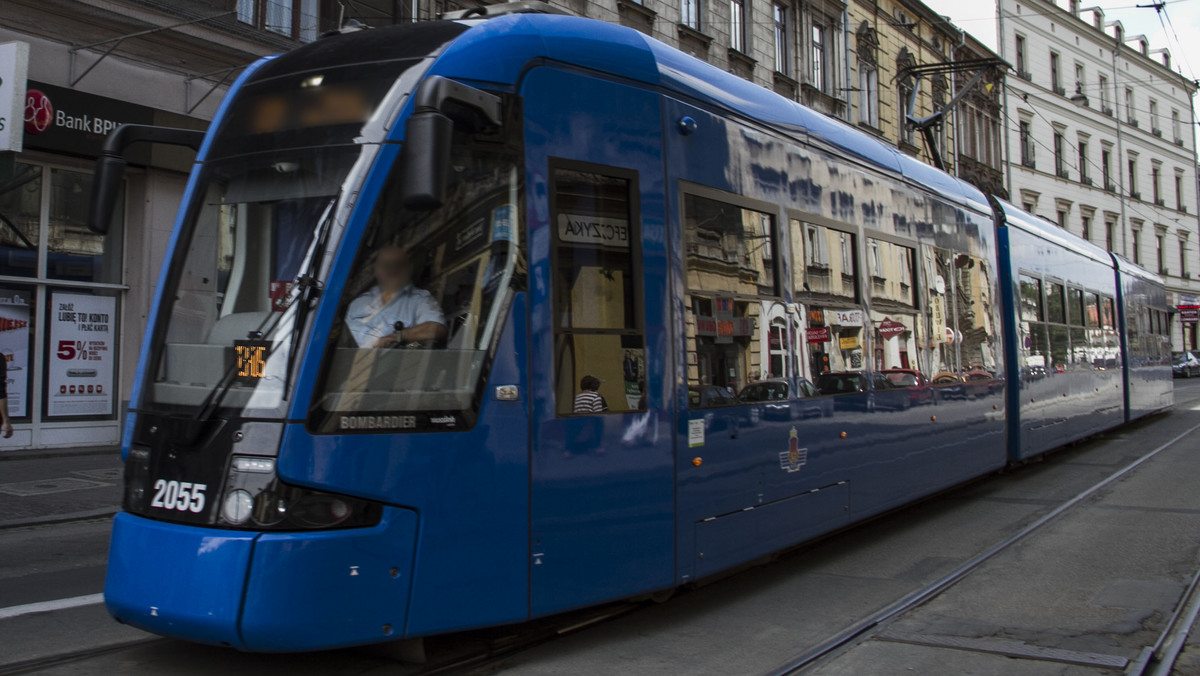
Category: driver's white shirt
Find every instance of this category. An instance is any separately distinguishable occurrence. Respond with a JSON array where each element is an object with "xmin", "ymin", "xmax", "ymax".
[{"xmin": 345, "ymin": 284, "xmax": 445, "ymax": 347}]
